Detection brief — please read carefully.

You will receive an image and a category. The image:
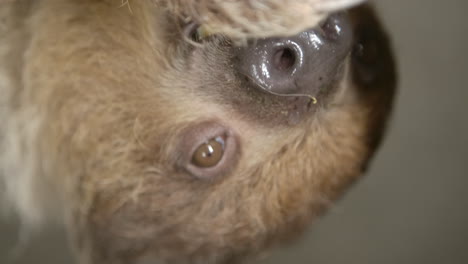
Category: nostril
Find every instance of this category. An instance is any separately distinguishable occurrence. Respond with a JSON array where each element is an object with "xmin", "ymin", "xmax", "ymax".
[
  {"xmin": 273, "ymin": 47, "xmax": 296, "ymax": 72},
  {"xmin": 319, "ymin": 13, "xmax": 346, "ymax": 41}
]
